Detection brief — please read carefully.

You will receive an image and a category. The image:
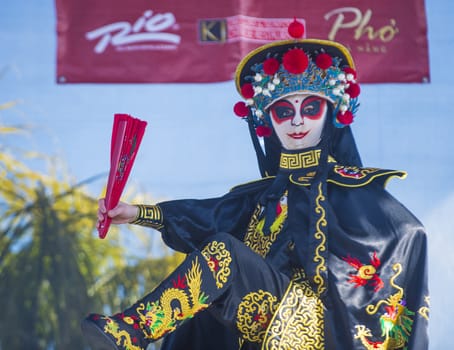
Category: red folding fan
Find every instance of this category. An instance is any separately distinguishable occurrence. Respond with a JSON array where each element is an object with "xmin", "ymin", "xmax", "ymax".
[{"xmin": 98, "ymin": 114, "xmax": 147, "ymax": 239}]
